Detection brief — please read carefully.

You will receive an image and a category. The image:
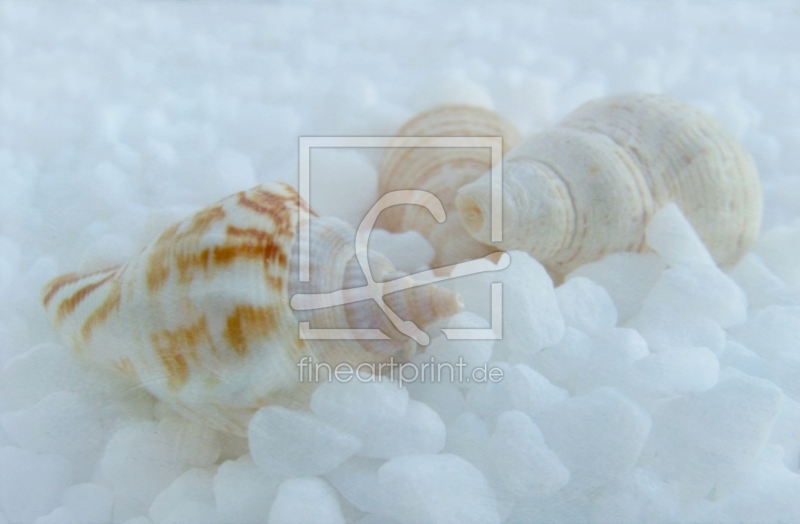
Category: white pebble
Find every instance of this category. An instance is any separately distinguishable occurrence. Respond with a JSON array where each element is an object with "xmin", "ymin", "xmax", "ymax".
[
  {"xmin": 34, "ymin": 507, "xmax": 78, "ymax": 524},
  {"xmin": 100, "ymin": 418, "xmax": 219, "ymax": 522},
  {"xmin": 729, "ymin": 305, "xmax": 800, "ymax": 364},
  {"xmin": 248, "ymin": 406, "xmax": 361, "ymax": 477},
  {"xmin": 565, "ymin": 328, "xmax": 649, "ymax": 394},
  {"xmin": 755, "ymin": 221, "xmax": 800, "ymax": 287},
  {"xmin": 633, "ymin": 347, "xmax": 720, "ymax": 395},
  {"xmin": 0, "ymin": 391, "xmax": 105, "ymax": 455},
  {"xmin": 358, "ymin": 400, "xmax": 446, "ymax": 459},
  {"xmin": 442, "ymin": 412, "xmax": 491, "ymax": 472},
  {"xmin": 1, "ymin": 343, "xmax": 85, "ymax": 408},
  {"xmin": 588, "ymin": 468, "xmax": 680, "ymax": 524},
  {"xmin": 404, "ymin": 381, "xmax": 465, "ymax": 424},
  {"xmin": 639, "ymin": 371, "xmax": 784, "ymax": 498},
  {"xmin": 521, "ymin": 327, "xmax": 593, "ymax": 384},
  {"xmin": 638, "ymin": 262, "xmax": 748, "ymax": 328},
  {"xmin": 61, "ymin": 483, "xmax": 114, "ymax": 524},
  {"xmin": 728, "ymin": 253, "xmax": 798, "ymax": 309},
  {"xmin": 555, "ymin": 276, "xmax": 618, "ymax": 333},
  {"xmin": 627, "ymin": 308, "xmax": 726, "ymax": 355},
  {"xmin": 568, "ymin": 252, "xmax": 667, "ymax": 321},
  {"xmin": 537, "ymin": 388, "xmax": 651, "ymax": 491},
  {"xmin": 214, "ymin": 456, "xmax": 281, "ymax": 524},
  {"xmin": 444, "ymin": 251, "xmax": 564, "ymax": 356},
  {"xmin": 487, "ymin": 411, "xmax": 570, "ymax": 499},
  {"xmin": 379, "ymin": 454, "xmax": 500, "ymax": 524},
  {"xmin": 310, "ymin": 379, "xmax": 408, "ymax": 442},
  {"xmin": 466, "ymin": 363, "xmax": 568, "ymax": 422},
  {"xmin": 0, "ymin": 446, "xmax": 73, "ymax": 523},
  {"xmin": 645, "ymin": 203, "xmax": 716, "ymax": 267},
  {"xmin": 149, "ymin": 469, "xmax": 214, "ymax": 524},
  {"xmin": 325, "ymin": 456, "xmax": 384, "ymax": 514},
  {"xmin": 160, "ymin": 501, "xmax": 217, "ymax": 524},
  {"xmin": 413, "ymin": 312, "xmax": 494, "ymax": 381},
  {"xmin": 268, "ymin": 477, "xmax": 345, "ymax": 524}
]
